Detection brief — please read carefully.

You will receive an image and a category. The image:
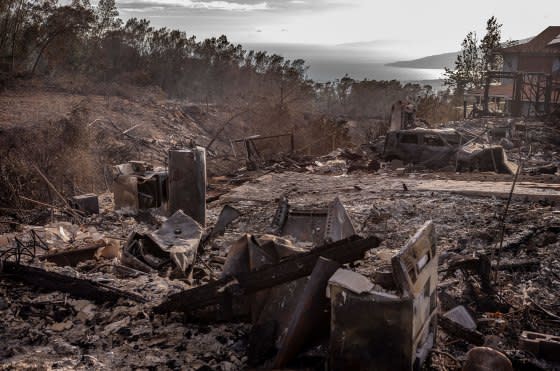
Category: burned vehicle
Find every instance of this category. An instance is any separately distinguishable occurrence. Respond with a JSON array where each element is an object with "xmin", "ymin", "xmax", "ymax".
[{"xmin": 383, "ymin": 128, "xmax": 516, "ymax": 174}]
